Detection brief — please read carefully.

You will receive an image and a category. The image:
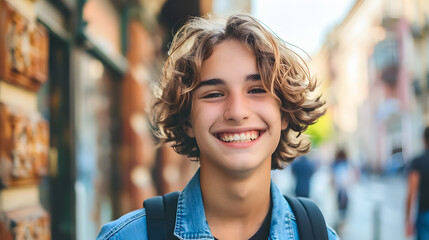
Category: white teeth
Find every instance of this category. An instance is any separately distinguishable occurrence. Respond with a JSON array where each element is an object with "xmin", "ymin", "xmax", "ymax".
[
  {"xmin": 218, "ymin": 131, "xmax": 259, "ymax": 142},
  {"xmin": 233, "ymin": 134, "xmax": 240, "ymax": 141},
  {"xmin": 240, "ymin": 133, "xmax": 246, "ymax": 141}
]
